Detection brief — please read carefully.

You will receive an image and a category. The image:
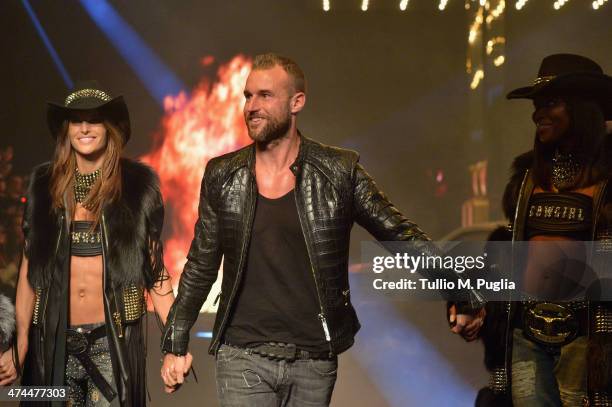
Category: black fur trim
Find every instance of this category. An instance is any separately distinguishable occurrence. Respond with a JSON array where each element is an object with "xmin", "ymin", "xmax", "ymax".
[
  {"xmin": 23, "ymin": 162, "xmax": 57, "ymax": 288},
  {"xmin": 23, "ymin": 158, "xmax": 165, "ymax": 290}
]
